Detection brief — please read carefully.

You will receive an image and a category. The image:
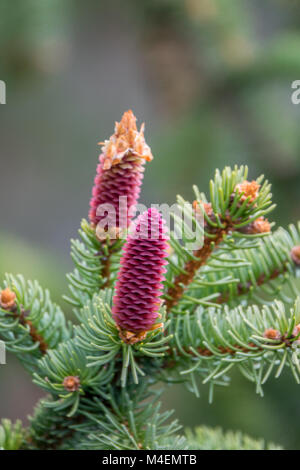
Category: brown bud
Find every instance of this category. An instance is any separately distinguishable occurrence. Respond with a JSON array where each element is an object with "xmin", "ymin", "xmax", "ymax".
[
  {"xmin": 0, "ymin": 288, "xmax": 16, "ymax": 310},
  {"xmin": 263, "ymin": 328, "xmax": 281, "ymax": 341},
  {"xmin": 193, "ymin": 200, "xmax": 213, "ymax": 216},
  {"xmin": 193, "ymin": 201, "xmax": 214, "ymax": 227},
  {"xmin": 253, "ymin": 217, "xmax": 271, "ymax": 234},
  {"xmin": 63, "ymin": 375, "xmax": 80, "ymax": 392},
  {"xmin": 239, "ymin": 217, "xmax": 271, "ymax": 235},
  {"xmin": 235, "ymin": 180, "xmax": 260, "ymax": 204},
  {"xmin": 293, "ymin": 324, "xmax": 300, "ymax": 338},
  {"xmin": 291, "ymin": 246, "xmax": 300, "ymax": 266}
]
